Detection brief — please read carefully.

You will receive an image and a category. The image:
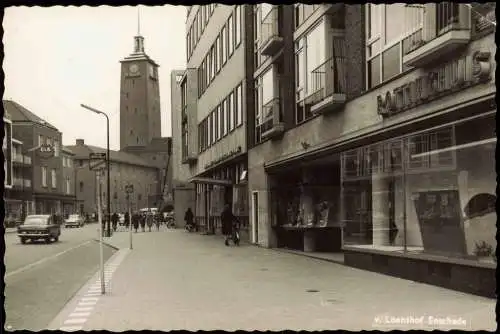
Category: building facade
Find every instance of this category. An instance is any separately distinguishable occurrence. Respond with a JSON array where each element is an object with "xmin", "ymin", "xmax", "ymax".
[
  {"xmin": 171, "ymin": 5, "xmax": 252, "ymax": 234},
  {"xmin": 245, "ymin": 3, "xmax": 495, "ymax": 297},
  {"xmin": 4, "ymin": 100, "xmax": 76, "ymax": 216},
  {"xmin": 62, "ymin": 147, "xmax": 78, "ymax": 216},
  {"xmin": 65, "ymin": 139, "xmax": 161, "ymax": 216}
]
